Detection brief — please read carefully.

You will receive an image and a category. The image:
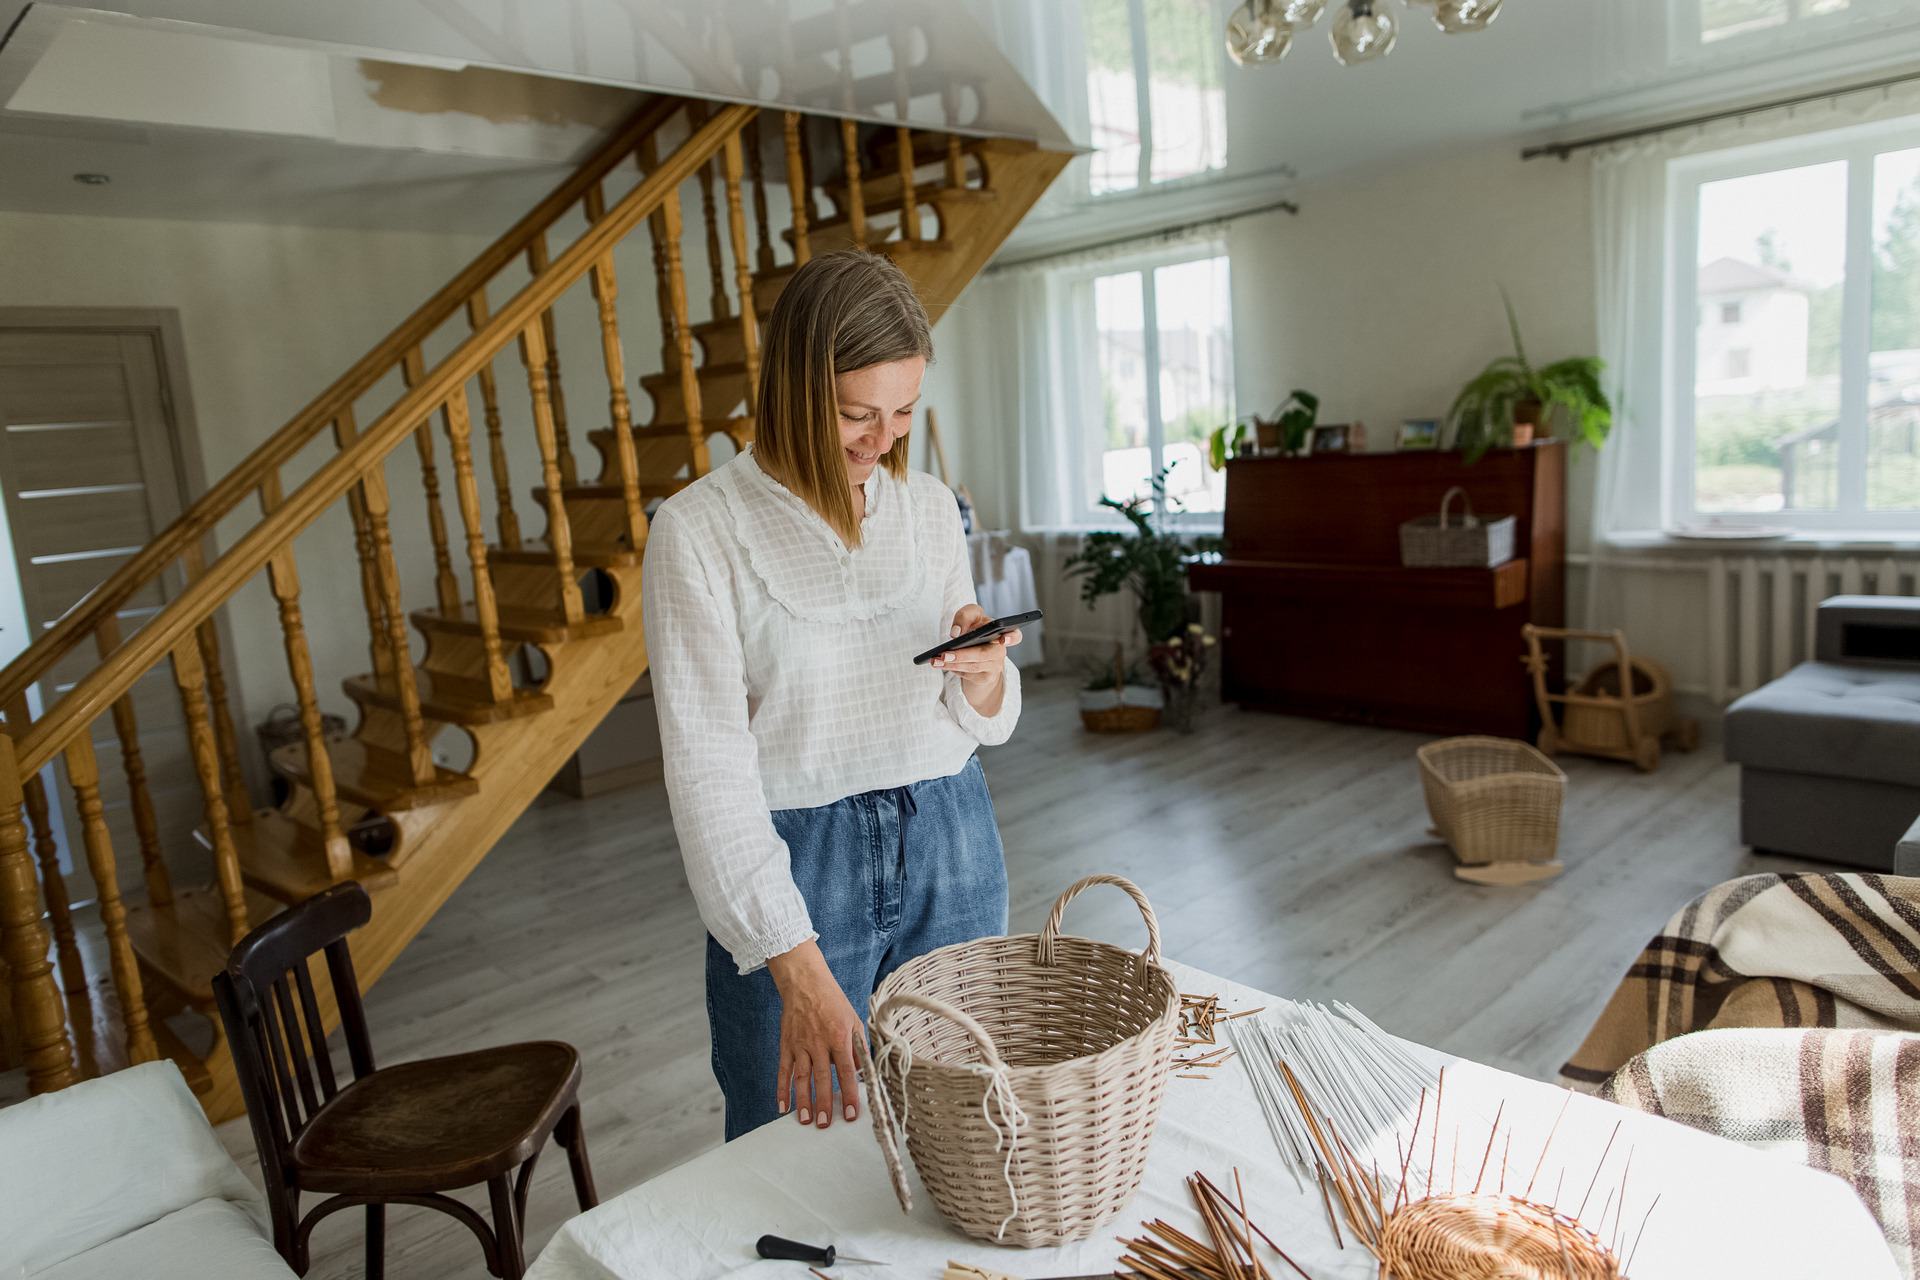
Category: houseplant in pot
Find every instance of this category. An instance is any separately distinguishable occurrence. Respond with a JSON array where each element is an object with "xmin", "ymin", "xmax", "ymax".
[
  {"xmin": 1448, "ymin": 291, "xmax": 1611, "ymax": 462},
  {"xmin": 1207, "ymin": 389, "xmax": 1319, "ymax": 465}
]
